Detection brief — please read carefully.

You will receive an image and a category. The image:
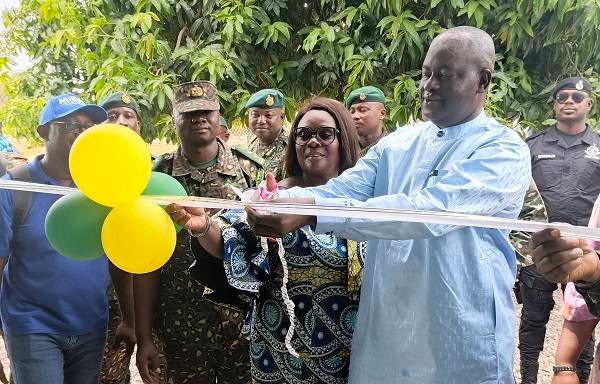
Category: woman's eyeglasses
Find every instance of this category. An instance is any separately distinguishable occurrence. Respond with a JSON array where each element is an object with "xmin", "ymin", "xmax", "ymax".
[
  {"xmin": 555, "ymin": 92, "xmax": 588, "ymax": 104},
  {"xmin": 293, "ymin": 126, "xmax": 339, "ymax": 146}
]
